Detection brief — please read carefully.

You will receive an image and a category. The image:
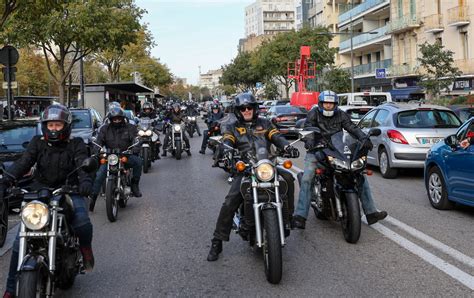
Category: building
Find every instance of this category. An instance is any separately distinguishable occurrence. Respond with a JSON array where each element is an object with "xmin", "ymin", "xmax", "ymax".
[
  {"xmin": 389, "ymin": 0, "xmax": 474, "ymax": 100},
  {"xmin": 238, "ymin": 34, "xmax": 272, "ymax": 53},
  {"xmin": 295, "ymin": 0, "xmax": 310, "ymax": 30},
  {"xmin": 198, "ymin": 69, "xmax": 223, "ymax": 91},
  {"xmin": 245, "ymin": 0, "xmax": 296, "ymax": 37}
]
